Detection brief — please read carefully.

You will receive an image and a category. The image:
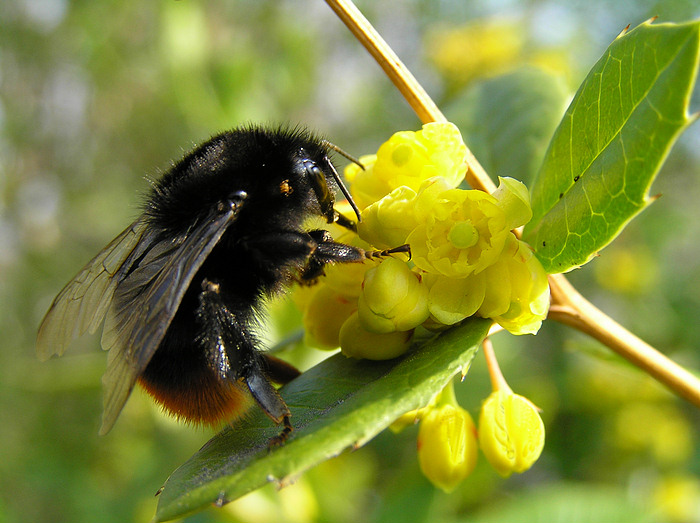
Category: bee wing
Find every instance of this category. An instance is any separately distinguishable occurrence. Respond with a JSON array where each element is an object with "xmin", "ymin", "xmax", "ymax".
[
  {"xmin": 36, "ymin": 219, "xmax": 151, "ymax": 361},
  {"xmin": 98, "ymin": 206, "xmax": 240, "ymax": 434}
]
